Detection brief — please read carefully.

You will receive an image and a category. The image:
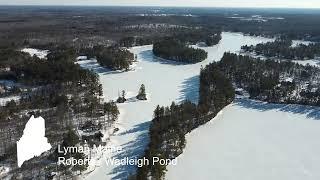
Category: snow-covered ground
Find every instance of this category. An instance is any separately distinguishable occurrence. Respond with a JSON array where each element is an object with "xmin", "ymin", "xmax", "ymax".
[
  {"xmin": 240, "ymin": 39, "xmax": 319, "ymax": 67},
  {"xmin": 0, "ymin": 96, "xmax": 20, "ymax": 106},
  {"xmin": 79, "ymin": 32, "xmax": 272, "ymax": 179},
  {"xmin": 21, "ymin": 48, "xmax": 49, "ymax": 59},
  {"xmin": 166, "ymin": 99, "xmax": 320, "ymax": 180},
  {"xmin": 0, "ymin": 165, "xmax": 10, "ymax": 179},
  {"xmin": 293, "ymin": 58, "xmax": 320, "ymax": 67},
  {"xmin": 290, "ymin": 41, "xmax": 320, "ymax": 67},
  {"xmin": 291, "ymin": 40, "xmax": 312, "ymax": 47}
]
